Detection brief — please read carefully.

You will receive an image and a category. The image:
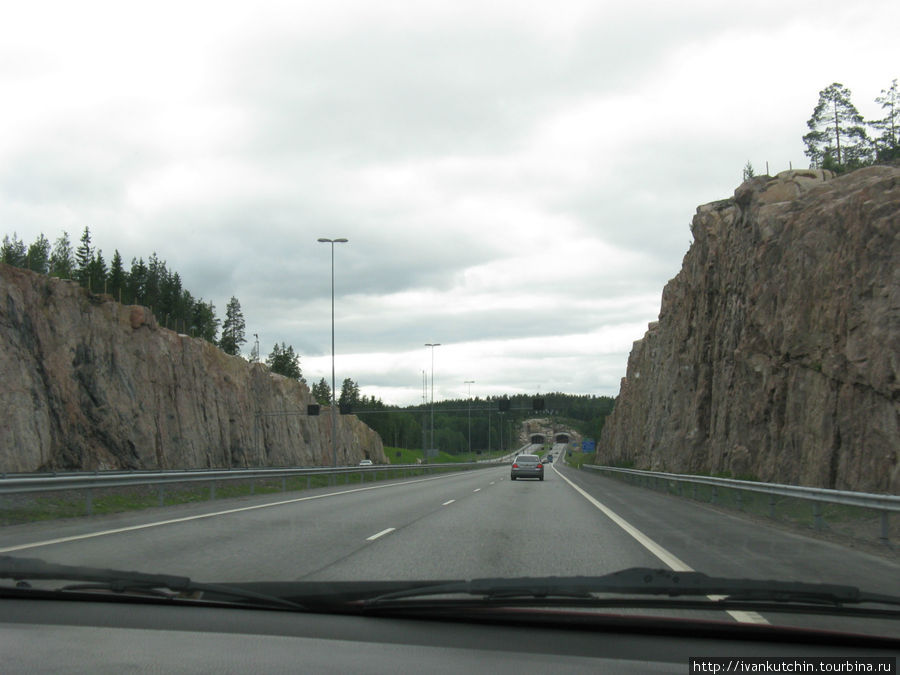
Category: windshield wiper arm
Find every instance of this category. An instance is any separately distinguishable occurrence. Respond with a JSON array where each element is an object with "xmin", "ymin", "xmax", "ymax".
[
  {"xmin": 363, "ymin": 567, "xmax": 900, "ymax": 609},
  {"xmin": 0, "ymin": 555, "xmax": 305, "ymax": 611}
]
